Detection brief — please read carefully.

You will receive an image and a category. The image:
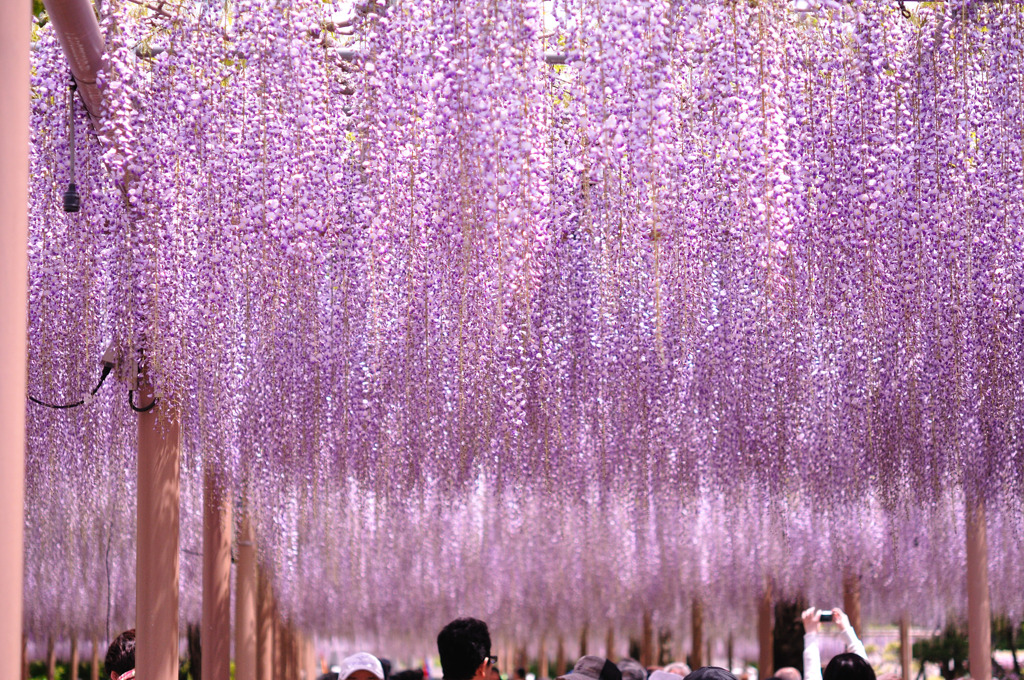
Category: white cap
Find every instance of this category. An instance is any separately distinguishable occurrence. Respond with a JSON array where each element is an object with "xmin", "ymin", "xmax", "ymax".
[{"xmin": 338, "ymin": 653, "xmax": 385, "ymax": 680}]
